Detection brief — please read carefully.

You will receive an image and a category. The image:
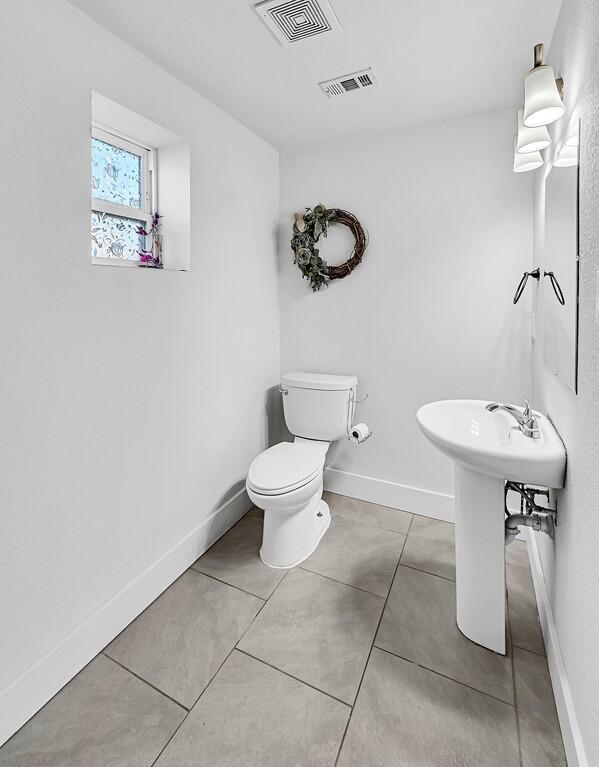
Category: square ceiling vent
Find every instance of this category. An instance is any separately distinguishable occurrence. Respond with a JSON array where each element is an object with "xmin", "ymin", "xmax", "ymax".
[
  {"xmin": 319, "ymin": 68, "xmax": 378, "ymax": 98},
  {"xmin": 254, "ymin": 0, "xmax": 341, "ymax": 46}
]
